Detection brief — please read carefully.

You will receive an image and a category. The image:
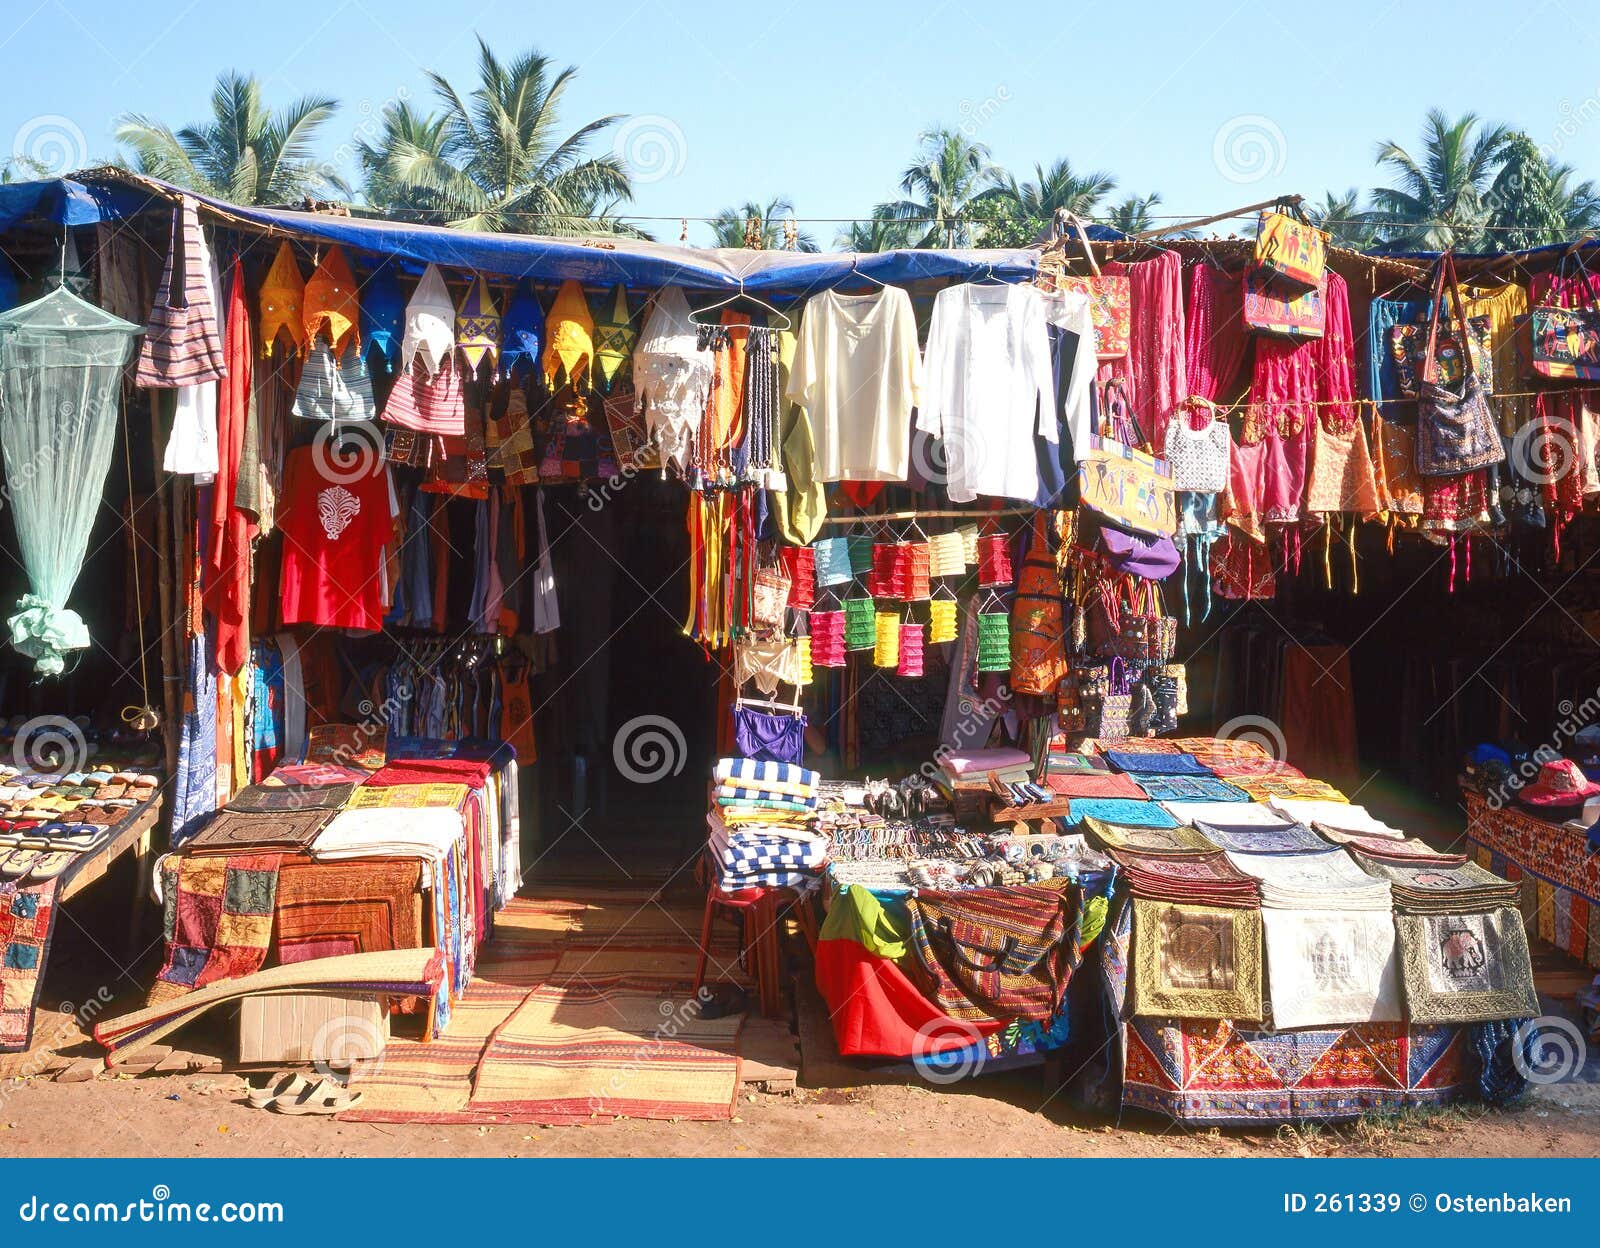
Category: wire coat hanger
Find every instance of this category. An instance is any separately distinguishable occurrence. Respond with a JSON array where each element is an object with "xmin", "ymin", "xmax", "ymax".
[{"xmin": 690, "ymin": 275, "xmax": 793, "ymax": 330}]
